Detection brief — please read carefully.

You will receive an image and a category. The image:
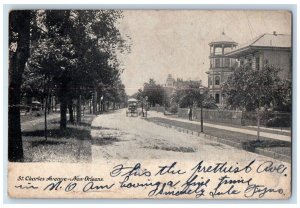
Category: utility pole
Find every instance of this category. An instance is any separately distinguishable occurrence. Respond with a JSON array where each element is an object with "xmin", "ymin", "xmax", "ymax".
[{"xmin": 200, "ymin": 88, "xmax": 204, "ymax": 133}]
